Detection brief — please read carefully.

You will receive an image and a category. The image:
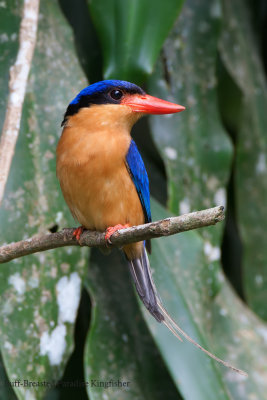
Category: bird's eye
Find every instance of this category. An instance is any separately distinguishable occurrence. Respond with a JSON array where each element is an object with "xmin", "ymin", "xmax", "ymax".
[{"xmin": 110, "ymin": 89, "xmax": 123, "ymax": 100}]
